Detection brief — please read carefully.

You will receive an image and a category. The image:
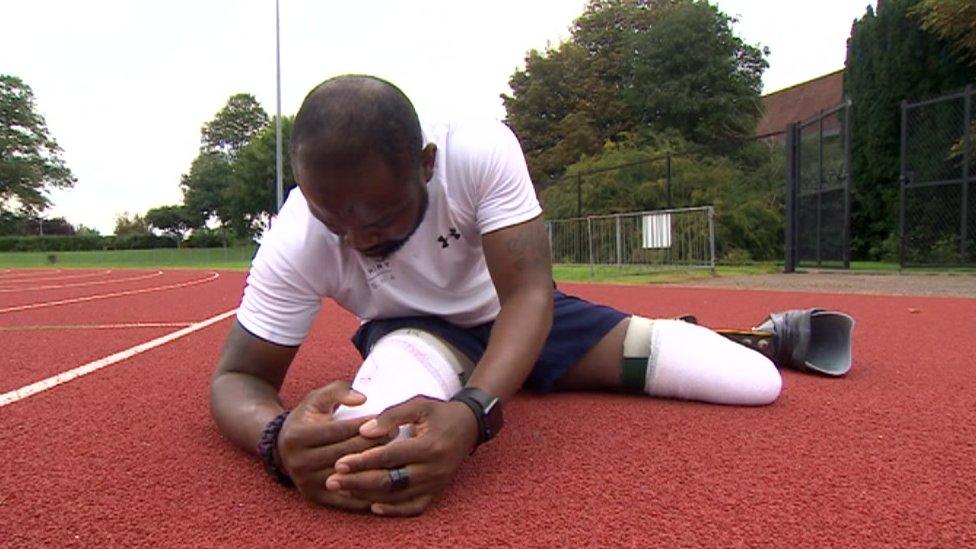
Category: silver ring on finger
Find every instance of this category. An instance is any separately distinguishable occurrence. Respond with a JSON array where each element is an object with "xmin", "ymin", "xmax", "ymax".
[{"xmin": 388, "ymin": 467, "xmax": 410, "ymax": 492}]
